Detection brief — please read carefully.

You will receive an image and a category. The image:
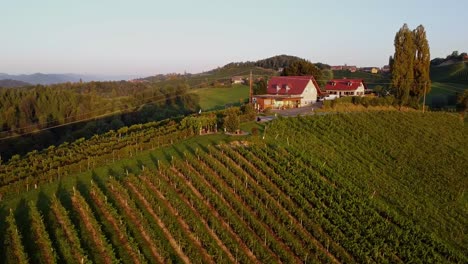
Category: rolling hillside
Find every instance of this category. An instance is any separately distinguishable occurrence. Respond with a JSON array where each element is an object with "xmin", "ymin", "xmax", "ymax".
[
  {"xmin": 427, "ymin": 62, "xmax": 468, "ymax": 108},
  {"xmin": 332, "ymin": 70, "xmax": 390, "ymax": 88},
  {"xmin": 431, "ymin": 62, "xmax": 468, "ymax": 85},
  {"xmin": 0, "ymin": 111, "xmax": 466, "ymax": 263}
]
